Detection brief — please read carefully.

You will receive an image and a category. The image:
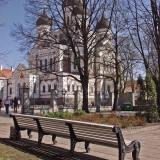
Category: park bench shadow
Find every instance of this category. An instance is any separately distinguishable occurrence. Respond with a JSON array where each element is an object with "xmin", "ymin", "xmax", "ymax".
[{"xmin": 0, "ymin": 138, "xmax": 108, "ymax": 160}]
